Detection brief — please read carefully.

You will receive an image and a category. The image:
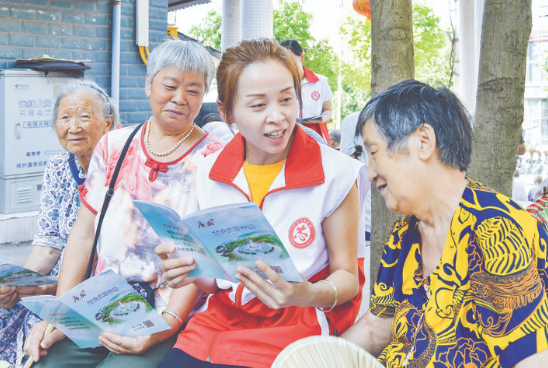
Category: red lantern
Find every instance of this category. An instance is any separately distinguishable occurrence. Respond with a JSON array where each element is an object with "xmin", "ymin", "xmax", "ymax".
[{"xmin": 353, "ymin": 0, "xmax": 371, "ymax": 19}]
